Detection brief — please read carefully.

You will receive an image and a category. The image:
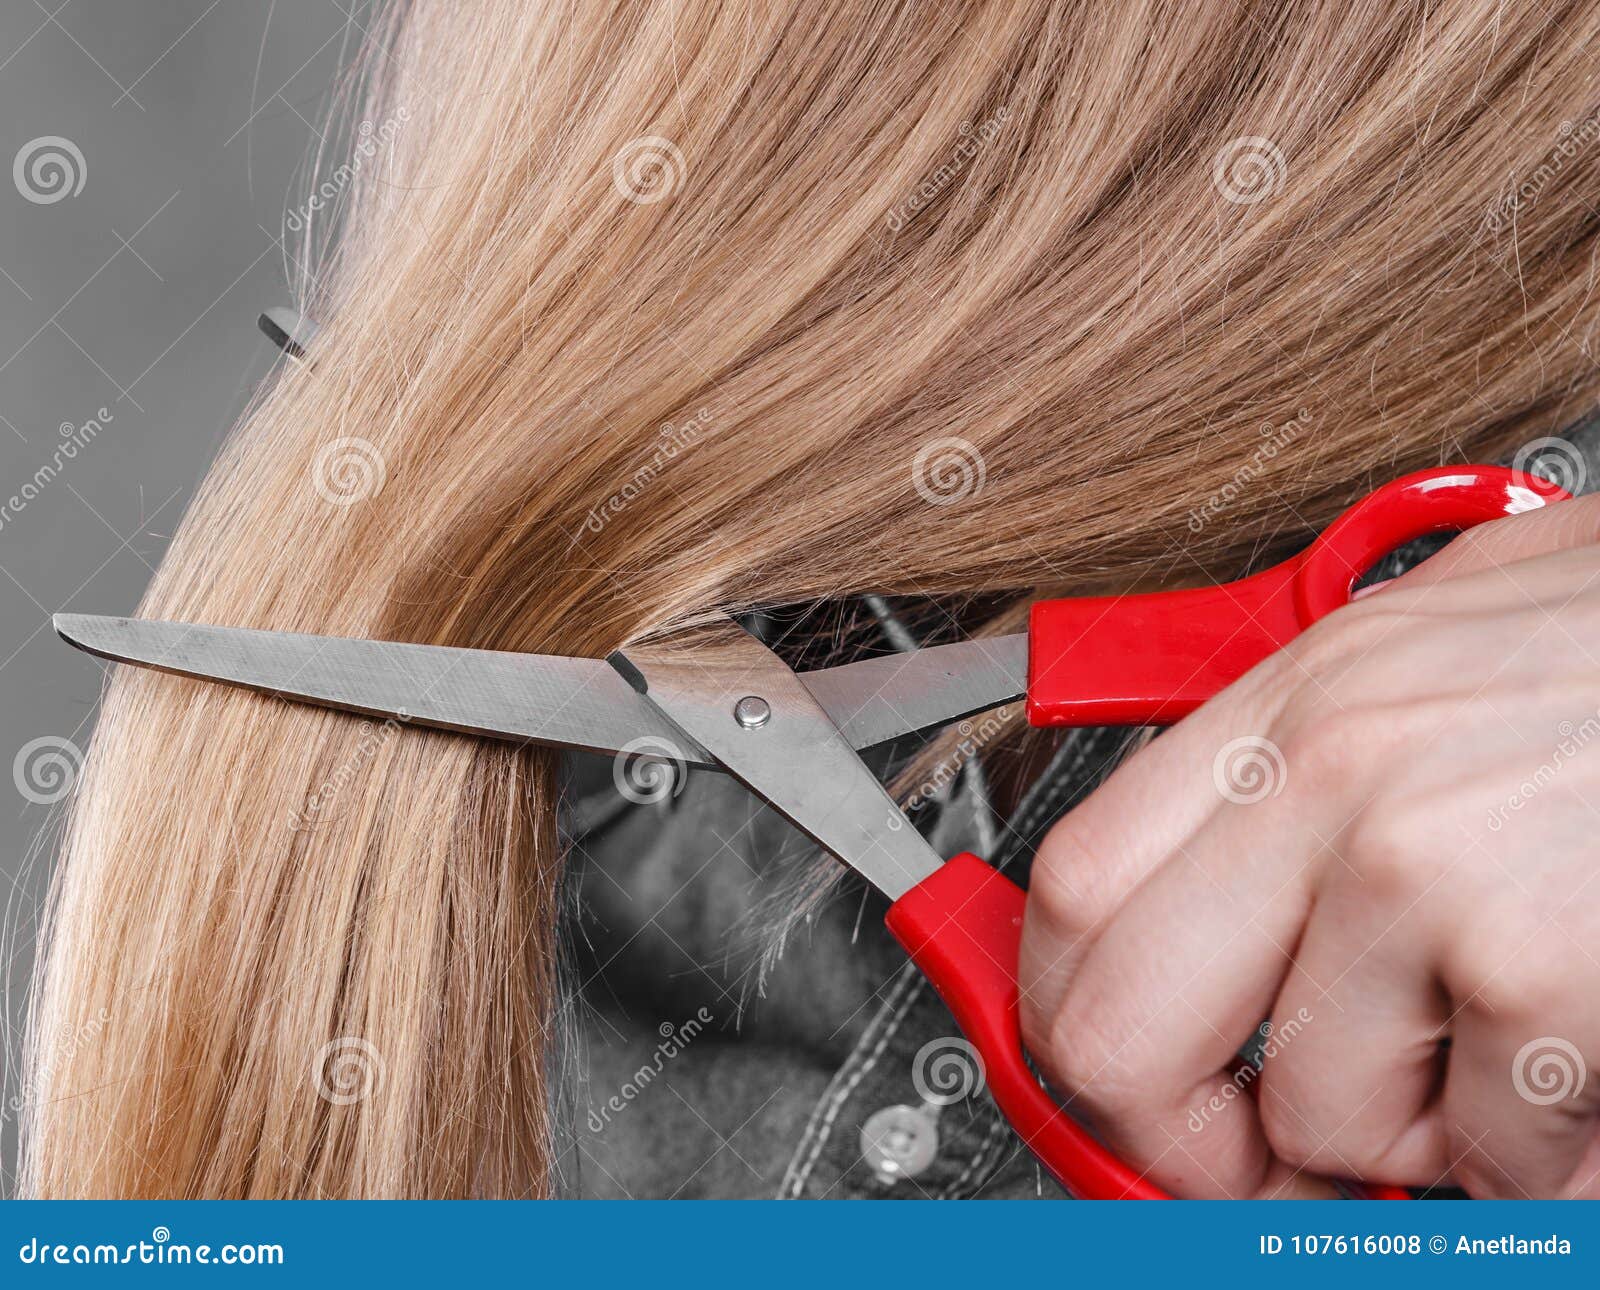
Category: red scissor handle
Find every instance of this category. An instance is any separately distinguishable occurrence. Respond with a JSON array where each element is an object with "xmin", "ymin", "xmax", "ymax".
[
  {"xmin": 1027, "ymin": 465, "xmax": 1568, "ymax": 727},
  {"xmin": 887, "ymin": 854, "xmax": 1165, "ymax": 1198},
  {"xmin": 888, "ymin": 854, "xmax": 1412, "ymax": 1199},
  {"xmin": 888, "ymin": 465, "xmax": 1571, "ymax": 1199}
]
